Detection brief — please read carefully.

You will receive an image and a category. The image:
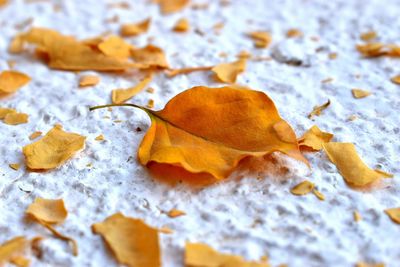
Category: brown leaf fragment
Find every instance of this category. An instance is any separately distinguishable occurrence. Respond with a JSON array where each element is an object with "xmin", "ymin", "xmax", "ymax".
[
  {"xmin": 307, "ymin": 99, "xmax": 330, "ymax": 119},
  {"xmin": 247, "ymin": 31, "xmax": 272, "ymax": 48},
  {"xmin": 298, "ymin": 125, "xmax": 333, "ymax": 151},
  {"xmin": 0, "ymin": 107, "xmax": 16, "ymax": 119},
  {"xmin": 390, "ymin": 75, "xmax": 400, "ymax": 85},
  {"xmin": 185, "ymin": 242, "xmax": 270, "ymax": 267},
  {"xmin": 79, "ymin": 75, "xmax": 100, "ymax": 87},
  {"xmin": 290, "ymin": 180, "xmax": 315, "ymax": 196},
  {"xmin": 3, "ymin": 112, "xmax": 29, "ymax": 125},
  {"xmin": 286, "ymin": 29, "xmax": 303, "ymax": 38},
  {"xmin": 0, "ymin": 70, "xmax": 31, "ymax": 94},
  {"xmin": 351, "ymin": 89, "xmax": 371, "ymax": 99},
  {"xmin": 360, "ymin": 31, "xmax": 377, "ymax": 42},
  {"xmin": 10, "ymin": 255, "xmax": 30, "ymax": 267},
  {"xmin": 131, "ymin": 45, "xmax": 169, "ymax": 69},
  {"xmin": 212, "ymin": 58, "xmax": 246, "ymax": 83},
  {"xmin": 353, "ymin": 211, "xmax": 362, "ymax": 222},
  {"xmin": 0, "ymin": 236, "xmax": 28, "ymax": 266},
  {"xmin": 9, "ymin": 163, "xmax": 20, "ymax": 170},
  {"xmin": 312, "ymin": 189, "xmax": 325, "ymax": 201},
  {"xmin": 173, "ymin": 18, "xmax": 190, "ymax": 32},
  {"xmin": 385, "ymin": 208, "xmax": 400, "ymax": 224},
  {"xmin": 355, "ymin": 43, "xmax": 400, "ymax": 58},
  {"xmin": 92, "ymin": 213, "xmax": 161, "ymax": 267},
  {"xmin": 112, "ymin": 74, "xmax": 153, "ymax": 104},
  {"xmin": 95, "ymin": 134, "xmax": 105, "ymax": 141},
  {"xmin": 120, "ymin": 18, "xmax": 151, "ymax": 37},
  {"xmin": 23, "ymin": 124, "xmax": 86, "ymax": 170},
  {"xmin": 29, "ymin": 131, "xmax": 42, "ymax": 140},
  {"xmin": 167, "ymin": 209, "xmax": 186, "ymax": 218},
  {"xmin": 157, "ymin": 0, "xmax": 189, "ymax": 14}
]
